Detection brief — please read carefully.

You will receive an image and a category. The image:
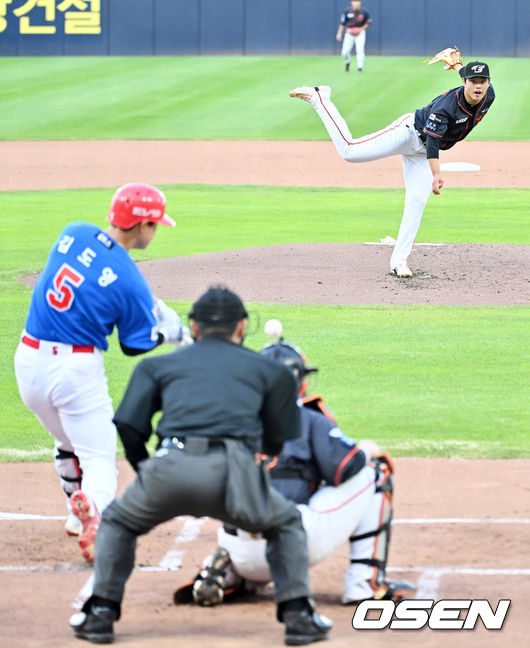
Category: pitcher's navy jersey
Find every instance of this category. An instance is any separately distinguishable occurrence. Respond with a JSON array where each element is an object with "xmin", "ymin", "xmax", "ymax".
[
  {"xmin": 25, "ymin": 222, "xmax": 158, "ymax": 351},
  {"xmin": 414, "ymin": 84, "xmax": 495, "ymax": 158}
]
